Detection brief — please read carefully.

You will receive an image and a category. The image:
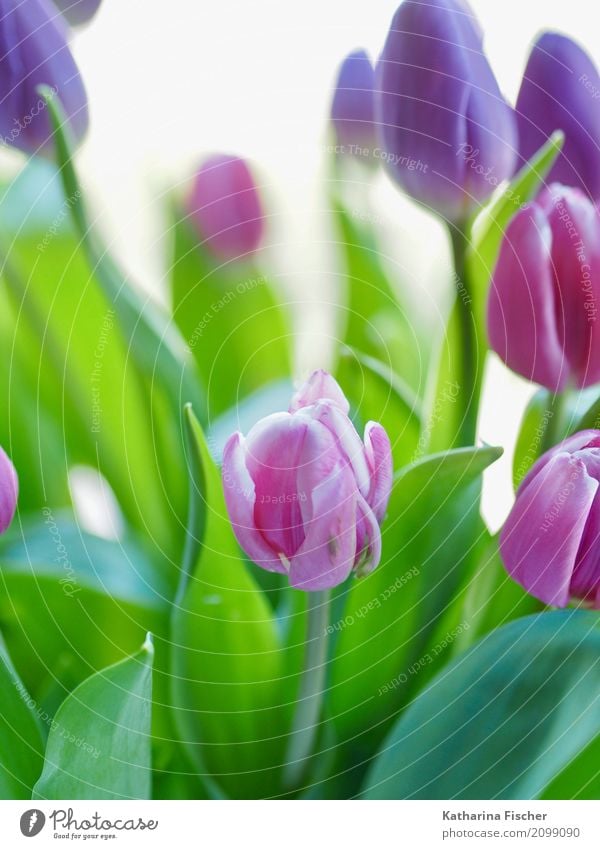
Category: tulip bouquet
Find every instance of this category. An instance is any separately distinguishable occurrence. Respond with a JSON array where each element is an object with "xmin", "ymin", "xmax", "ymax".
[{"xmin": 1, "ymin": 0, "xmax": 600, "ymax": 804}]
